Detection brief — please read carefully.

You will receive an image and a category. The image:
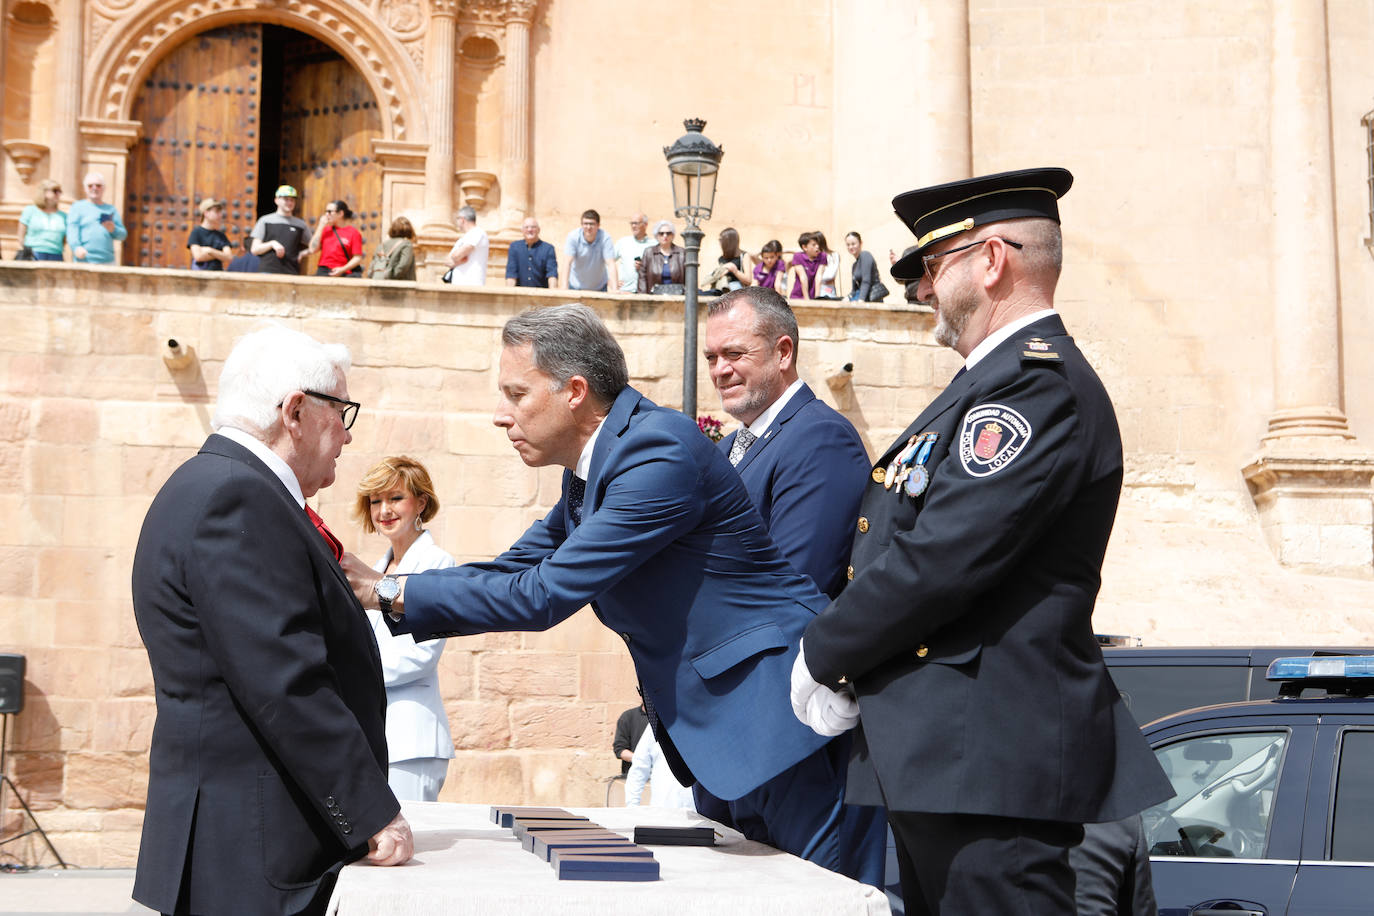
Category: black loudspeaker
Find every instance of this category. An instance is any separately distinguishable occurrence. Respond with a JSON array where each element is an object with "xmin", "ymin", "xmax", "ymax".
[{"xmin": 0, "ymin": 654, "xmax": 24, "ymax": 715}]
